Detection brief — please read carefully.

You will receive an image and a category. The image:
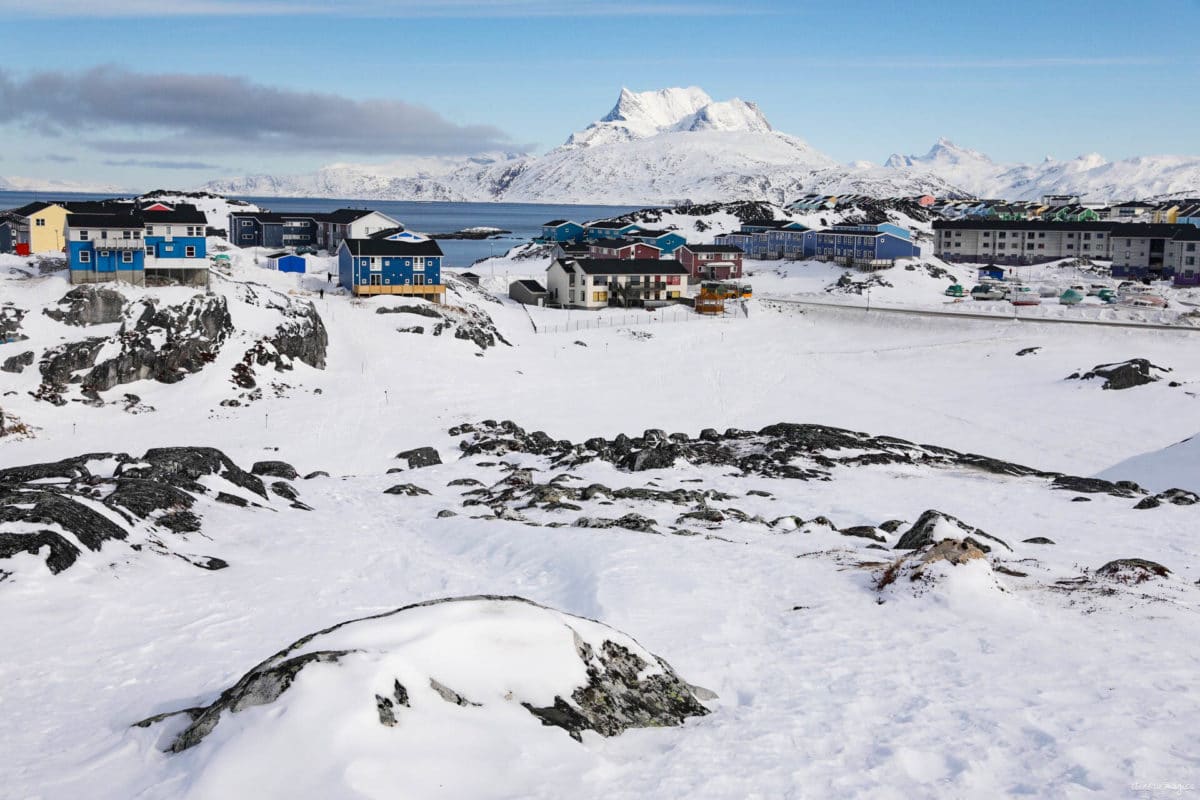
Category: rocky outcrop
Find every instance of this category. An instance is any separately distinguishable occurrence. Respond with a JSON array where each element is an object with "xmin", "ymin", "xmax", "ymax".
[
  {"xmin": 375, "ymin": 301, "xmax": 511, "ymax": 350},
  {"xmin": 1096, "ymin": 558, "xmax": 1171, "ymax": 583},
  {"xmin": 268, "ymin": 300, "xmax": 328, "ymax": 370},
  {"xmin": 37, "ymin": 294, "xmax": 233, "ymax": 398},
  {"xmin": 1132, "ymin": 488, "xmax": 1199, "ymax": 509},
  {"xmin": 395, "ymin": 447, "xmax": 442, "ymax": 469},
  {"xmin": 1, "ymin": 350, "xmax": 34, "ymax": 374},
  {"xmin": 43, "ymin": 286, "xmax": 127, "ymax": 326},
  {"xmin": 138, "ymin": 596, "xmax": 710, "ymax": 752},
  {"xmin": 0, "ymin": 305, "xmax": 28, "ymax": 343},
  {"xmin": 1067, "ymin": 359, "xmax": 1170, "ymax": 390},
  {"xmin": 0, "ymin": 446, "xmax": 286, "ymax": 579},
  {"xmin": 894, "ymin": 509, "xmax": 1011, "ymax": 553},
  {"xmin": 252, "ymin": 460, "xmax": 299, "ymax": 480}
]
